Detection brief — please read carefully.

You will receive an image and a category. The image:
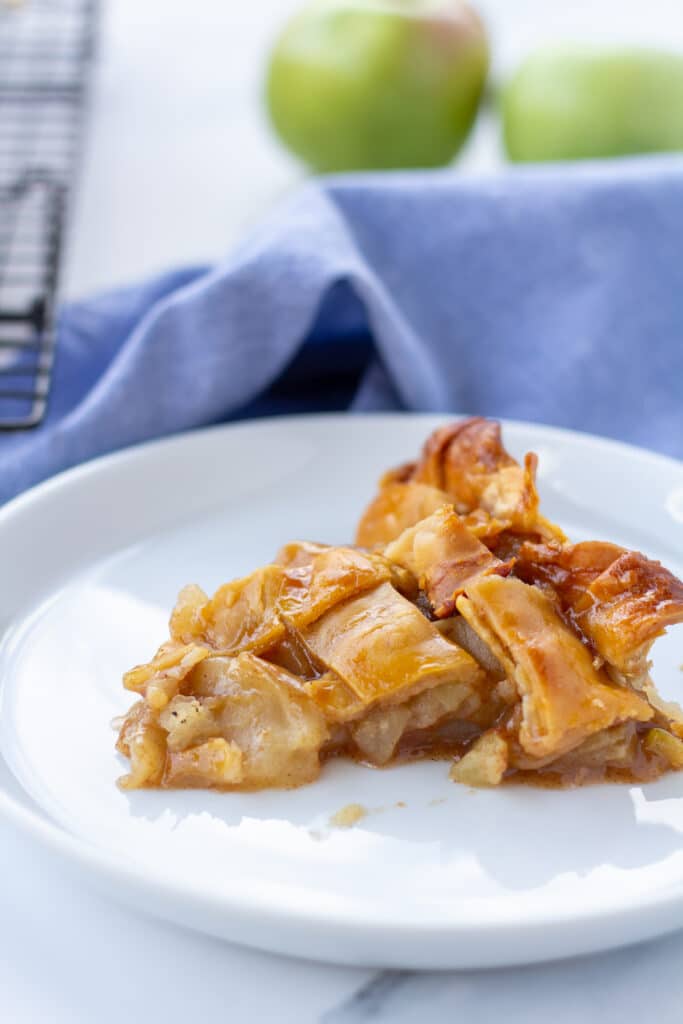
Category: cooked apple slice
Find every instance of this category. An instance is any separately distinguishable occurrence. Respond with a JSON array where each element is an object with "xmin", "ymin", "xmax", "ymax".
[
  {"xmin": 123, "ymin": 641, "xmax": 210, "ymax": 709},
  {"xmin": 118, "ymin": 652, "xmax": 328, "ymax": 790}
]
